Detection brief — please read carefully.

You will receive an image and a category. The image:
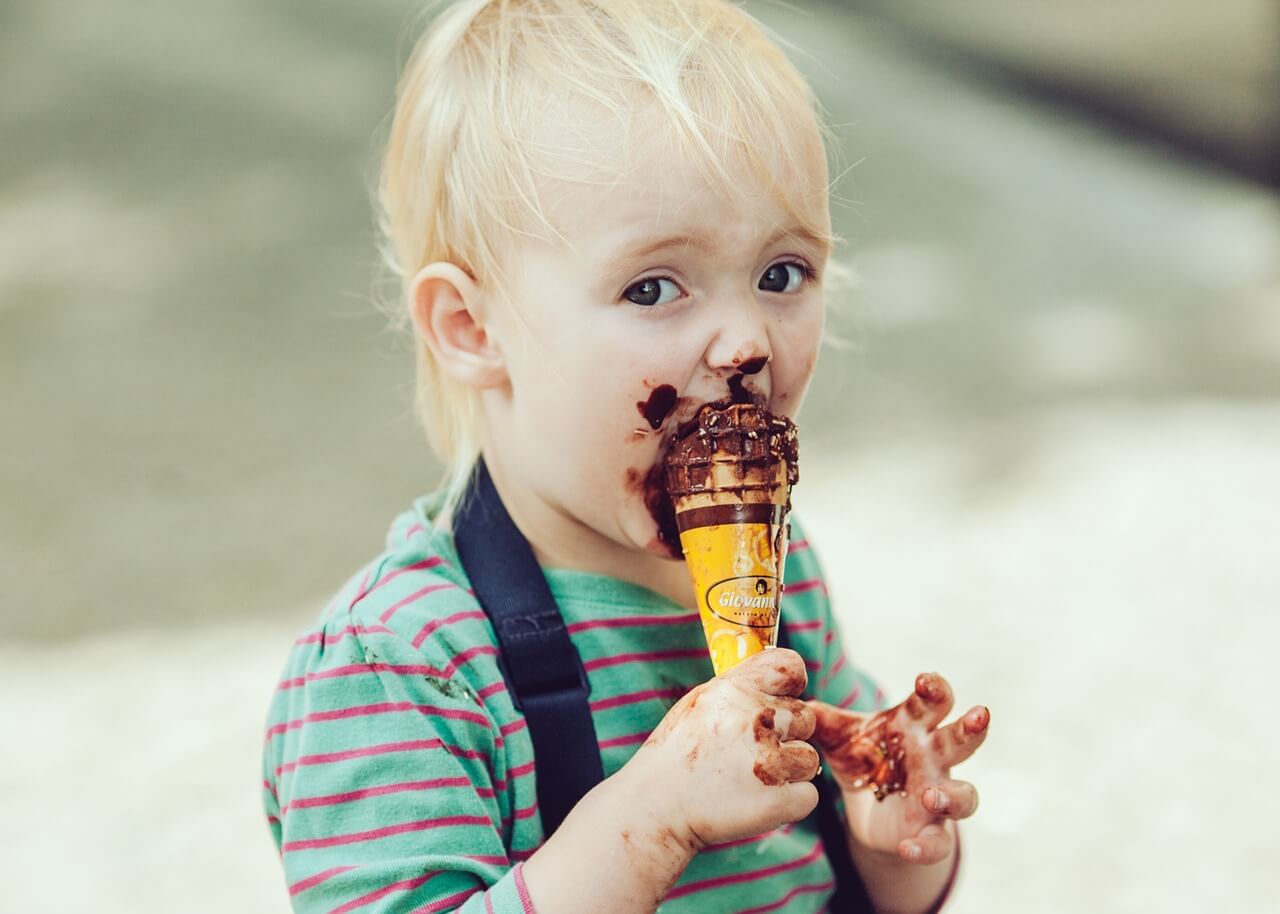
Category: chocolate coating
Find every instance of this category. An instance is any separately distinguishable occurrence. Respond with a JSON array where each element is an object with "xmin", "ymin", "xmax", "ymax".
[{"xmin": 663, "ymin": 402, "xmax": 799, "ymax": 503}]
